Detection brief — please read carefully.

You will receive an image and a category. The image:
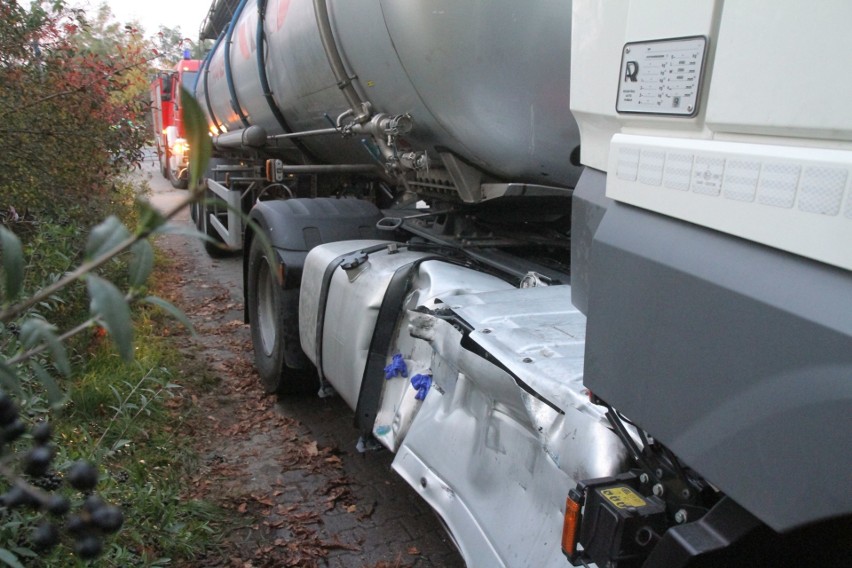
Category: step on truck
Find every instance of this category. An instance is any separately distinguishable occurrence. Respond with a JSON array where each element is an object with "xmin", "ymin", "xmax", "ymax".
[{"xmin": 192, "ymin": 0, "xmax": 851, "ymax": 566}]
